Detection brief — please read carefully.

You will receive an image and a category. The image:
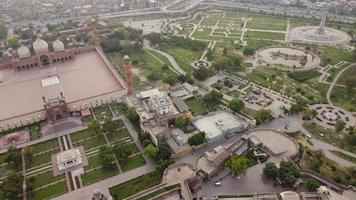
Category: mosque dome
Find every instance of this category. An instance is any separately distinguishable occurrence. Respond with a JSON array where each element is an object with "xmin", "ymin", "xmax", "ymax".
[
  {"xmin": 33, "ymin": 38, "xmax": 49, "ymax": 53},
  {"xmin": 53, "ymin": 39, "xmax": 65, "ymax": 52},
  {"xmin": 17, "ymin": 46, "xmax": 31, "ymax": 59}
]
